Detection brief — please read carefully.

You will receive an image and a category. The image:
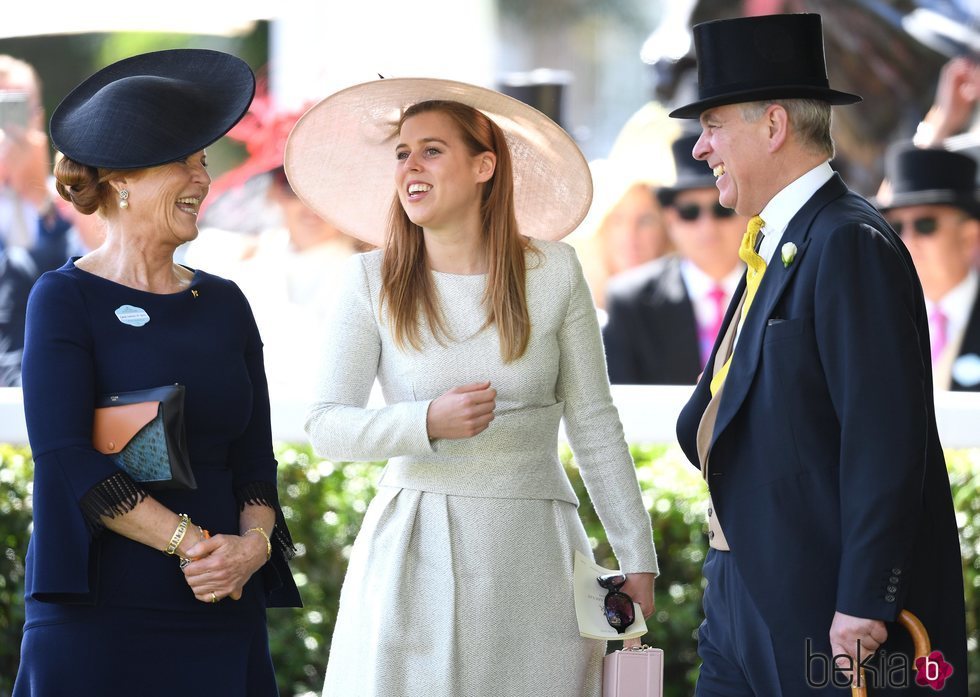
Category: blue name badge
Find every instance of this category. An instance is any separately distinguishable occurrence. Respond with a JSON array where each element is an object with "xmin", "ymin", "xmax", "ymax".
[{"xmin": 115, "ymin": 305, "xmax": 150, "ymax": 327}]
